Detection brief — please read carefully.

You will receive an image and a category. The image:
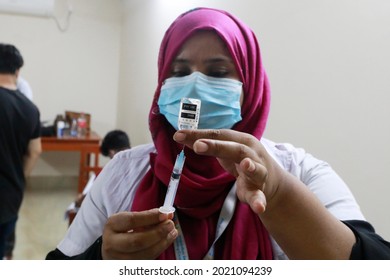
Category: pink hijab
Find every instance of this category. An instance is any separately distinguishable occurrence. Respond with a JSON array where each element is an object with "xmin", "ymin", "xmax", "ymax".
[{"xmin": 132, "ymin": 7, "xmax": 272, "ymax": 259}]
